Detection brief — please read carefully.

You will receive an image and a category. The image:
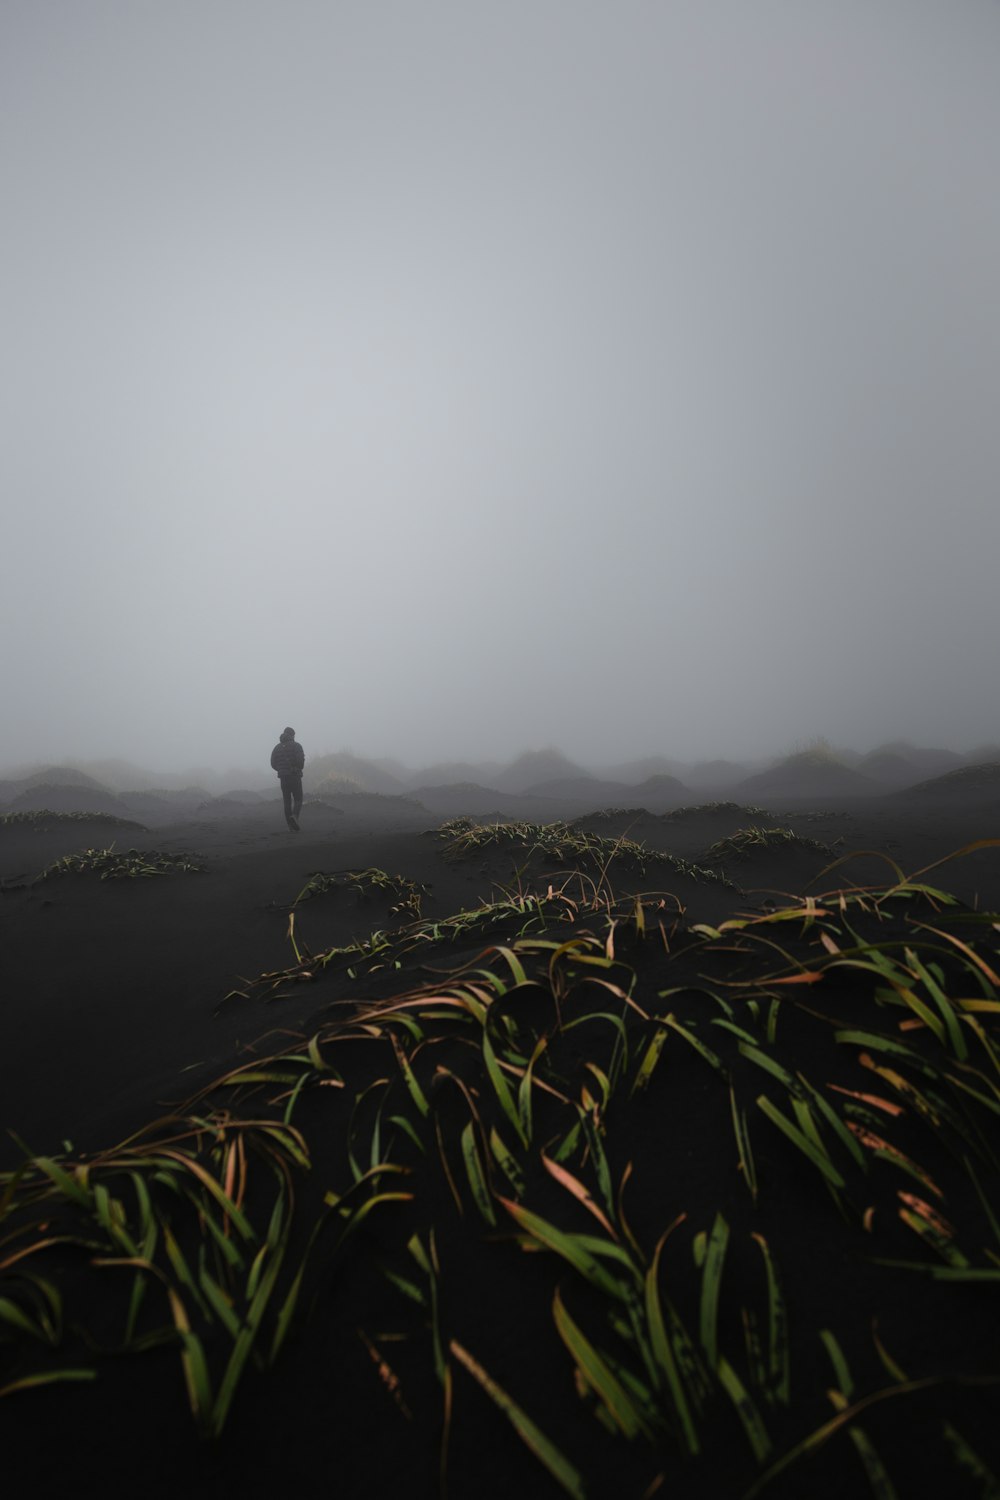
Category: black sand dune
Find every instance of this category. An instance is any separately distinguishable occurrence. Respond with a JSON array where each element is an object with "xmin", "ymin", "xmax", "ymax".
[
  {"xmin": 3, "ymin": 789, "xmax": 1000, "ymax": 1498},
  {"xmin": 736, "ymin": 751, "xmax": 881, "ymax": 802},
  {"xmin": 893, "ymin": 761, "xmax": 1000, "ymax": 803}
]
